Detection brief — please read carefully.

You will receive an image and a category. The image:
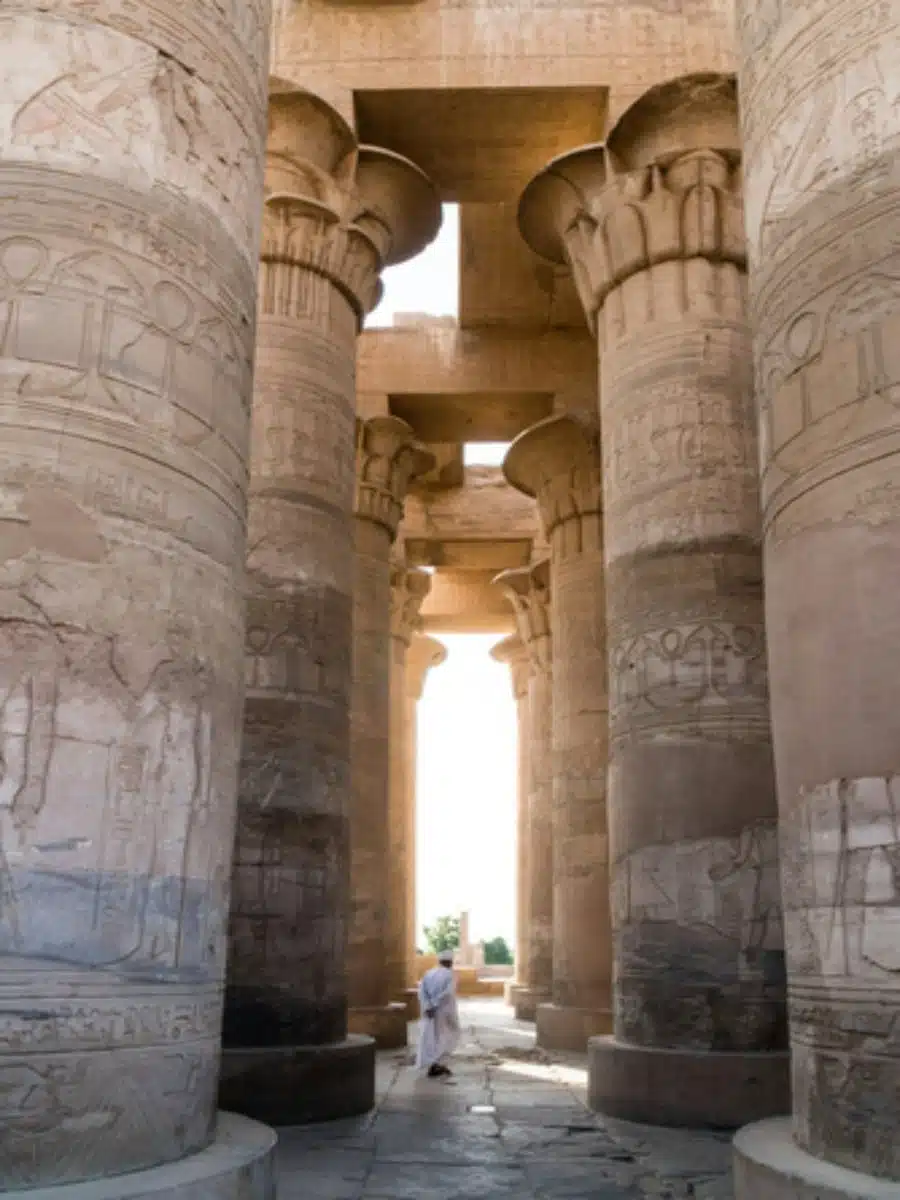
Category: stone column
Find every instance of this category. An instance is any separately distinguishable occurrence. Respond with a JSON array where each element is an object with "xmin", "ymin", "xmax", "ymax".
[
  {"xmin": 519, "ymin": 74, "xmax": 788, "ymax": 1128},
  {"xmin": 504, "ymin": 418, "xmax": 613, "ymax": 1051},
  {"xmin": 496, "ymin": 560, "xmax": 554, "ymax": 1021},
  {"xmin": 219, "ymin": 96, "xmax": 441, "ymax": 1125},
  {"xmin": 403, "ymin": 633, "xmax": 448, "ymax": 996},
  {"xmin": 387, "ymin": 566, "xmax": 432, "ymax": 1017},
  {"xmin": 348, "ymin": 418, "xmax": 434, "ymax": 1048},
  {"xmin": 731, "ymin": 9, "xmax": 900, "ymax": 1197},
  {"xmin": 491, "ymin": 634, "xmax": 532, "ymax": 1000},
  {"xmin": 0, "ymin": 3, "xmax": 275, "ymax": 1195}
]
